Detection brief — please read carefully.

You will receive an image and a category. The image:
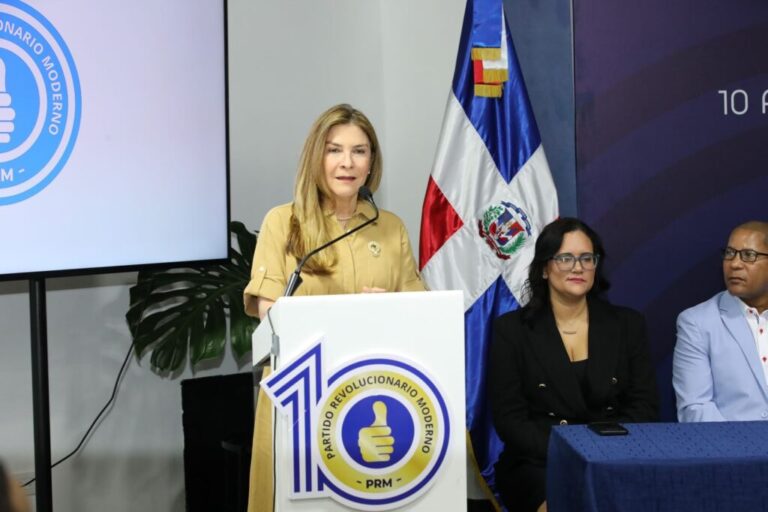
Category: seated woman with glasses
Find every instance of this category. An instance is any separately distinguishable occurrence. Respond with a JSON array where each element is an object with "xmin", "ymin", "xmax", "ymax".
[{"xmin": 488, "ymin": 218, "xmax": 659, "ymax": 512}]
